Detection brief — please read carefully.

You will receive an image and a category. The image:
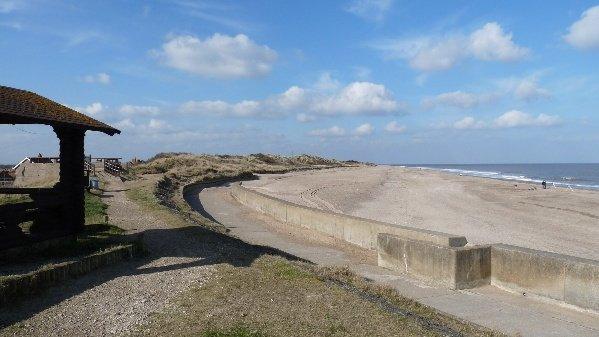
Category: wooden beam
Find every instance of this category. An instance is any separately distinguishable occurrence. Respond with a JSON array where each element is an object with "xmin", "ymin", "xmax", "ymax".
[{"xmin": 54, "ymin": 126, "xmax": 86, "ymax": 233}]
